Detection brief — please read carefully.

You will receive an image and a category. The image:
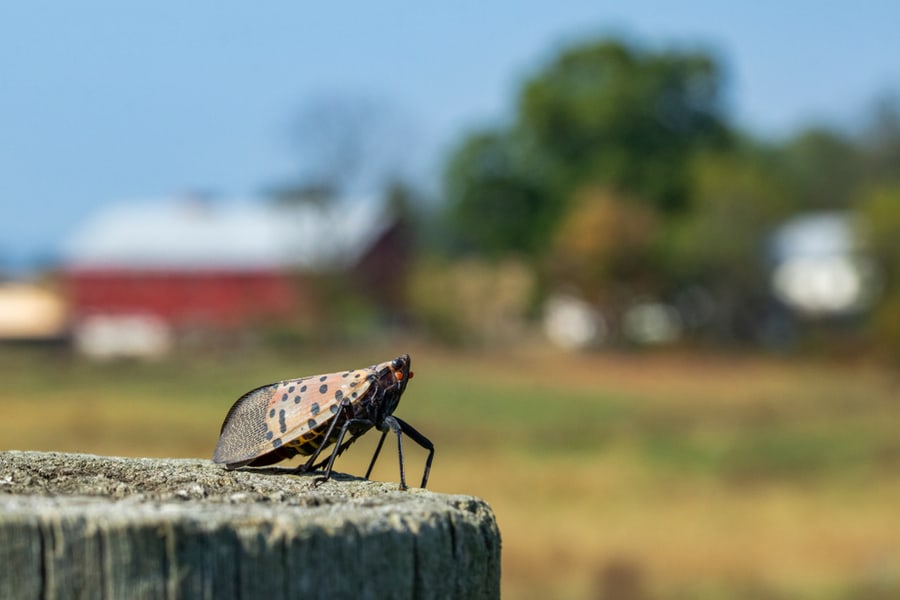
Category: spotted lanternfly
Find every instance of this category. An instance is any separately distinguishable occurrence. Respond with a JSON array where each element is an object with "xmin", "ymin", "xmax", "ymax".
[{"xmin": 212, "ymin": 354, "xmax": 433, "ymax": 490}]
